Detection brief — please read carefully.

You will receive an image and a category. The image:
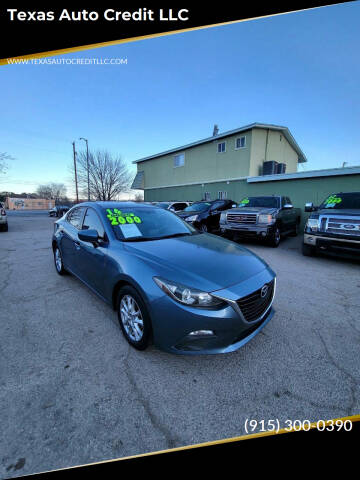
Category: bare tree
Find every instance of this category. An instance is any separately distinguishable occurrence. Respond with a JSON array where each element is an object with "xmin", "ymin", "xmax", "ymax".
[
  {"xmin": 0, "ymin": 152, "xmax": 14, "ymax": 174},
  {"xmin": 134, "ymin": 192, "xmax": 144, "ymax": 202},
  {"xmin": 36, "ymin": 183, "xmax": 67, "ymax": 202},
  {"xmin": 72, "ymin": 149, "xmax": 132, "ymax": 201}
]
